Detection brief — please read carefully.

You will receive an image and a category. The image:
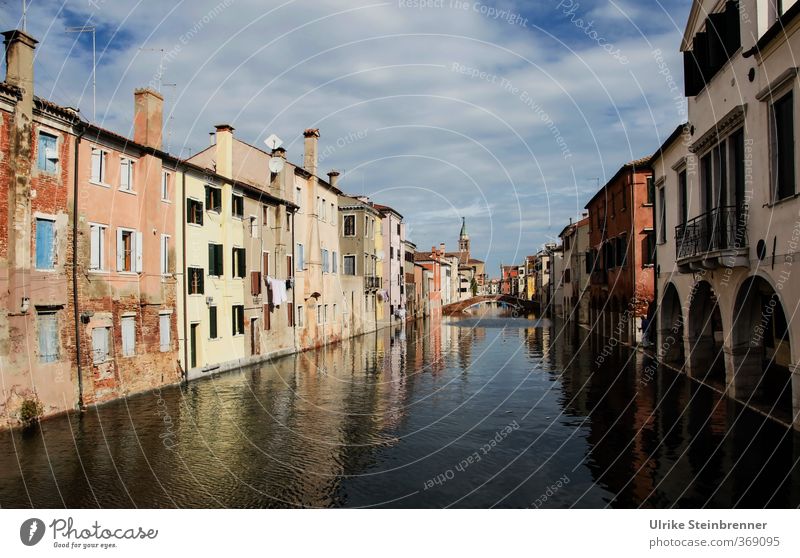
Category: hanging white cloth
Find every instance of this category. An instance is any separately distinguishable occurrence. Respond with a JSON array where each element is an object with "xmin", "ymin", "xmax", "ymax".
[{"xmin": 267, "ymin": 276, "xmax": 288, "ymax": 307}]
